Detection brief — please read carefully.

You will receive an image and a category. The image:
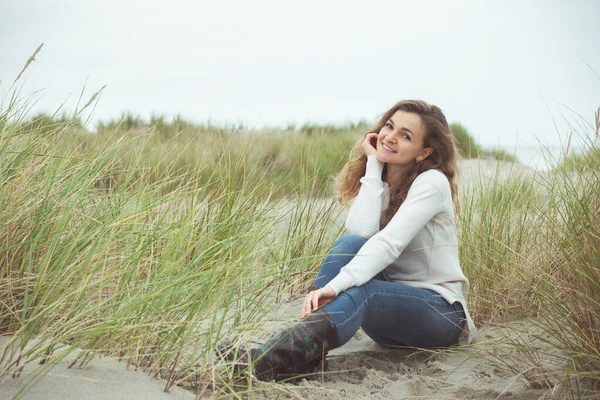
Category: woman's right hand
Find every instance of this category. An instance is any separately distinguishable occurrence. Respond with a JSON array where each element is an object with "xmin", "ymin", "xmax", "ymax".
[
  {"xmin": 300, "ymin": 286, "xmax": 336, "ymax": 319},
  {"xmin": 362, "ymin": 132, "xmax": 379, "ymax": 157}
]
